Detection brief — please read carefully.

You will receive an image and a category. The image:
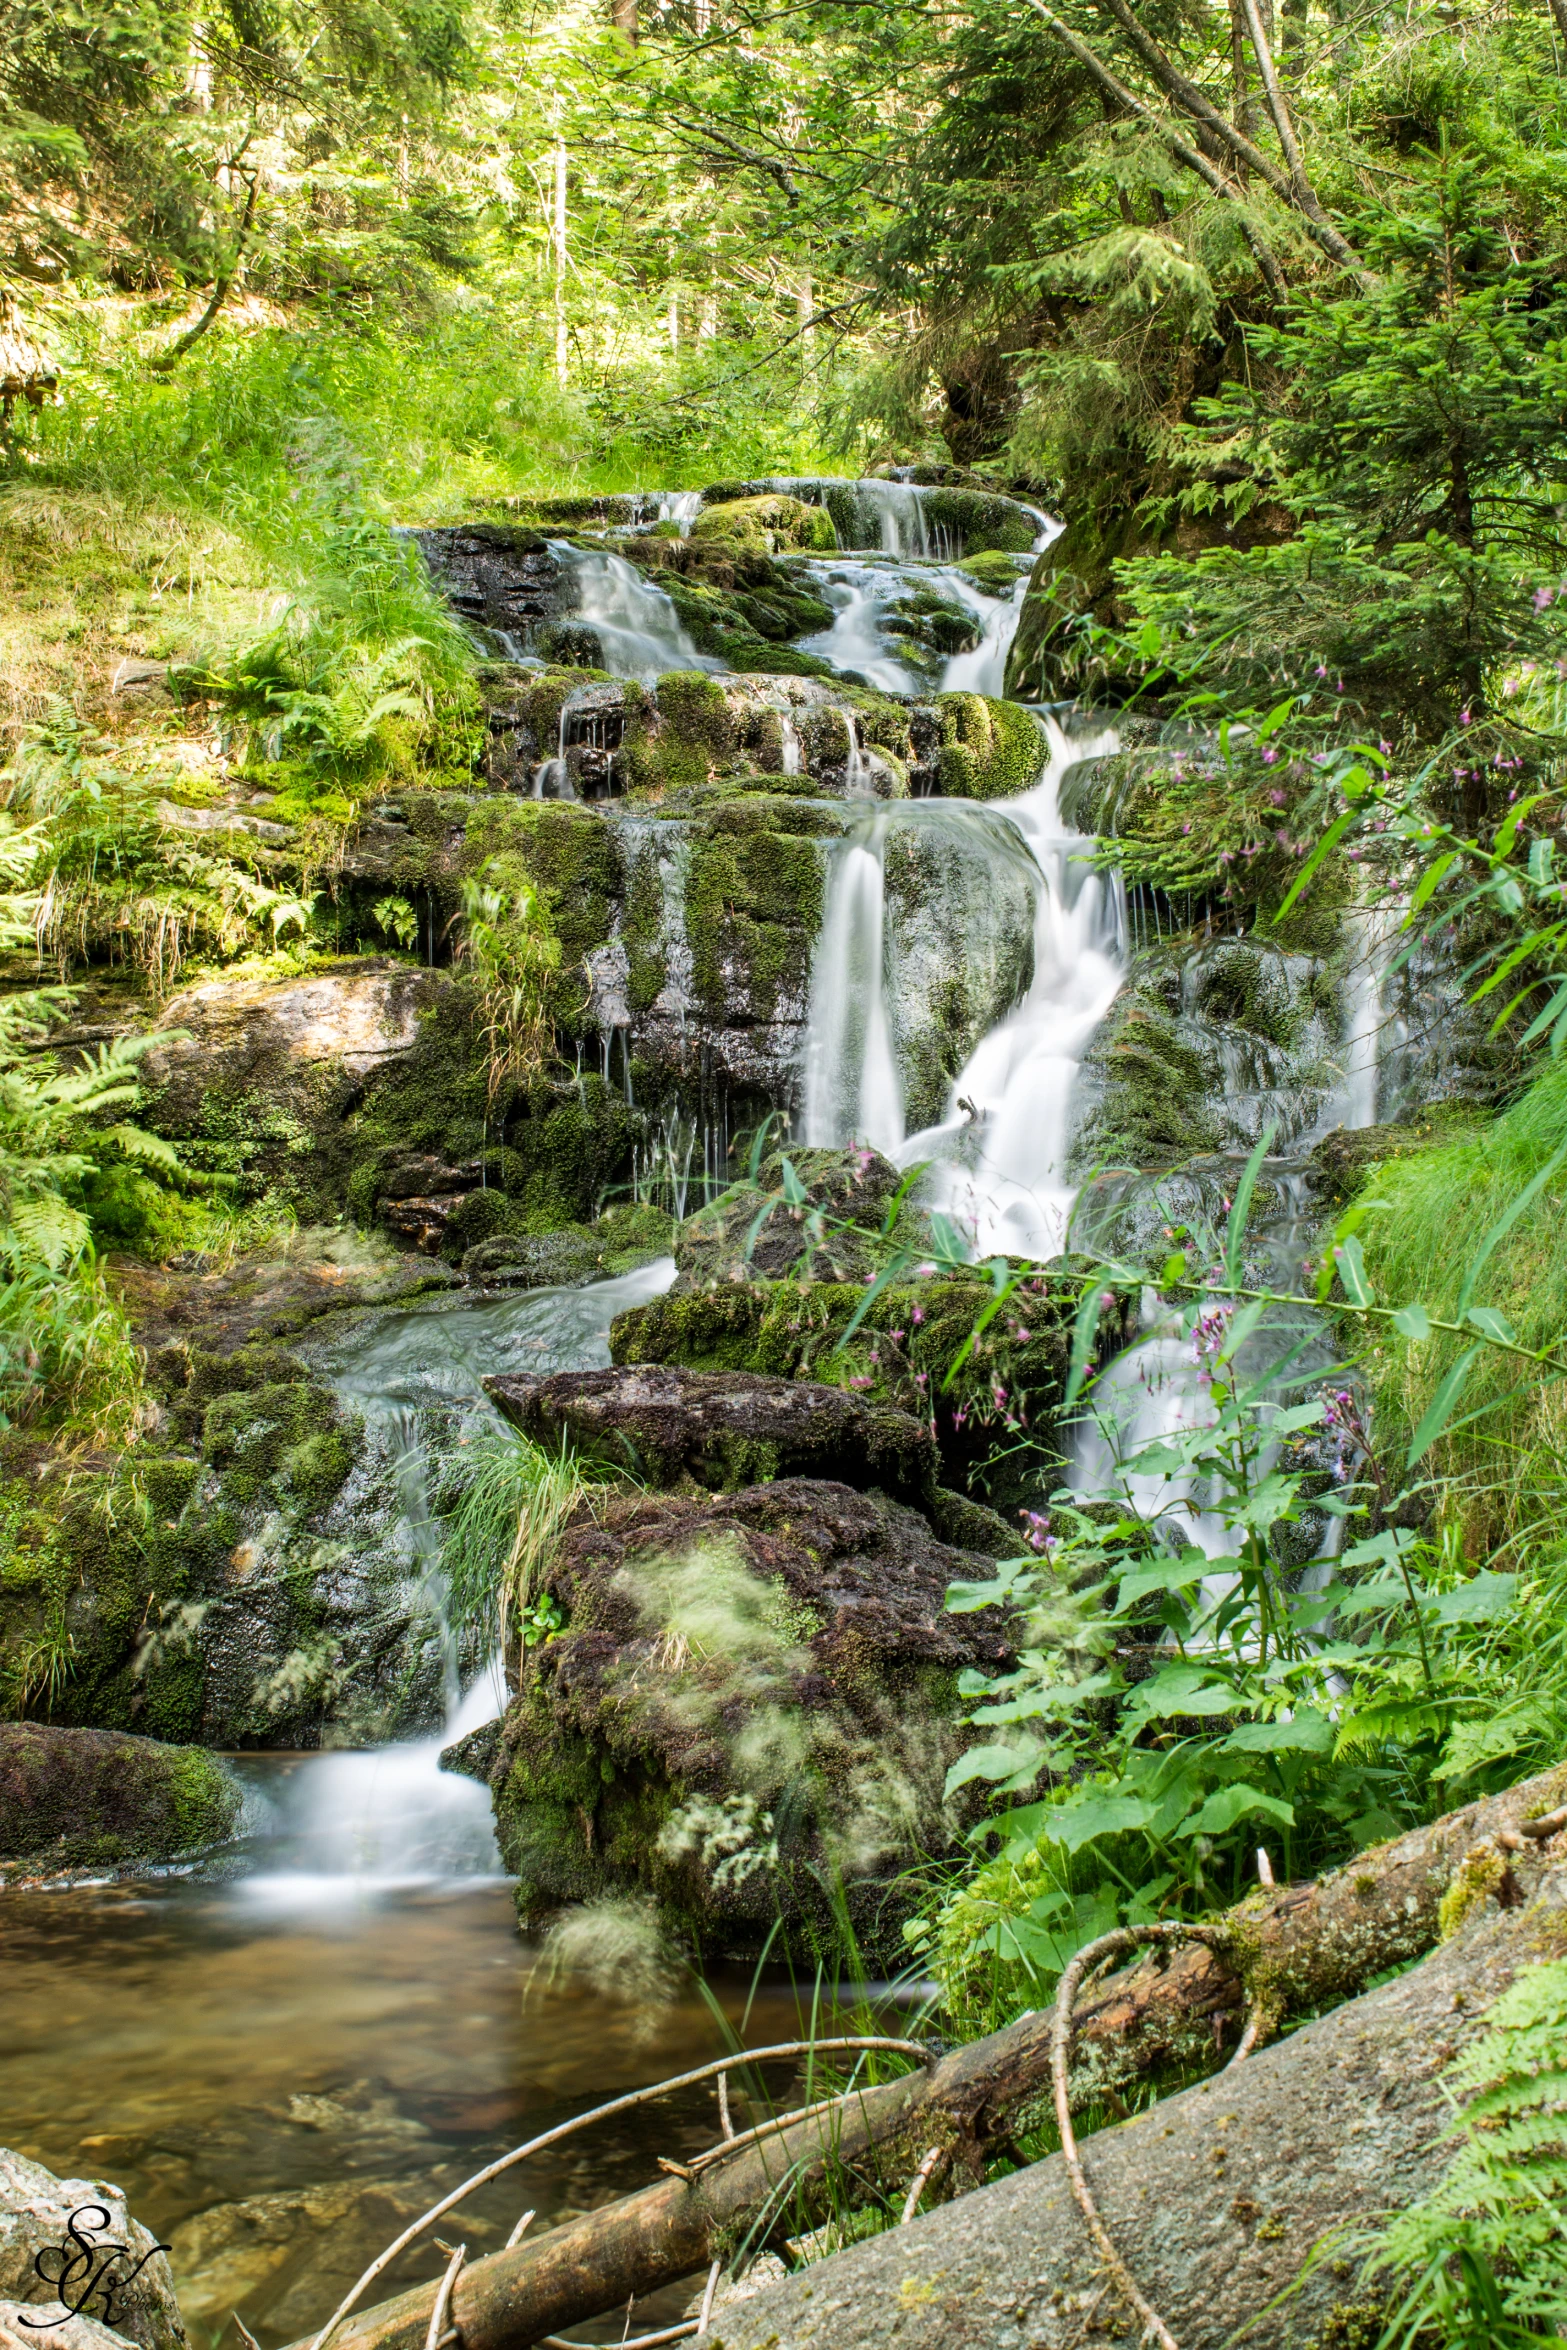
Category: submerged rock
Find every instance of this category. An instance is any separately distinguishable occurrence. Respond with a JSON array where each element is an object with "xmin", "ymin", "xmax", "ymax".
[
  {"xmin": 489, "ymin": 1476, "xmax": 1016, "ymax": 1949},
  {"xmin": 483, "ymin": 1364, "xmax": 938, "ymax": 1507},
  {"xmin": 0, "ymin": 1724, "xmax": 239, "ymax": 1877},
  {"xmin": 0, "ymin": 2148, "xmax": 187, "ymax": 2350}
]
